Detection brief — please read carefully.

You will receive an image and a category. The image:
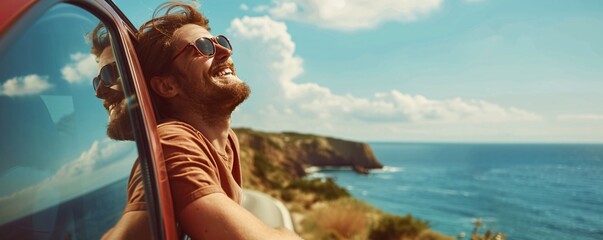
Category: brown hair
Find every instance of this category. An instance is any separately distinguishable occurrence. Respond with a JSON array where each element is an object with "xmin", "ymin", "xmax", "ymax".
[
  {"xmin": 136, "ymin": 2, "xmax": 210, "ymax": 79},
  {"xmin": 136, "ymin": 2, "xmax": 211, "ymax": 116},
  {"xmin": 89, "ymin": 23, "xmax": 111, "ymax": 59}
]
